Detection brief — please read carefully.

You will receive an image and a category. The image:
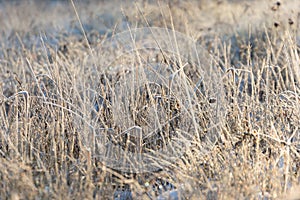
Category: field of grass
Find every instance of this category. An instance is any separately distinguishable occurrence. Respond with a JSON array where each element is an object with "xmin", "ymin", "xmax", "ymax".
[{"xmin": 0, "ymin": 0, "xmax": 300, "ymax": 199}]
